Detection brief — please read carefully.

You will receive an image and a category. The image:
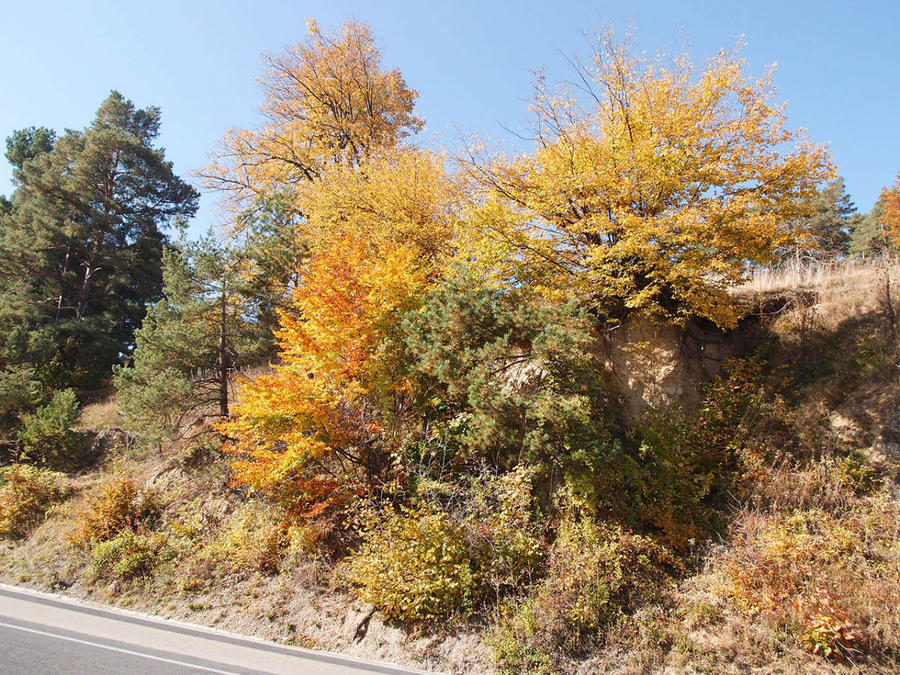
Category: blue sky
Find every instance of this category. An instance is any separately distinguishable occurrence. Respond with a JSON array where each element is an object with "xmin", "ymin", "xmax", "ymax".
[{"xmin": 2, "ymin": 0, "xmax": 898, "ymax": 234}]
